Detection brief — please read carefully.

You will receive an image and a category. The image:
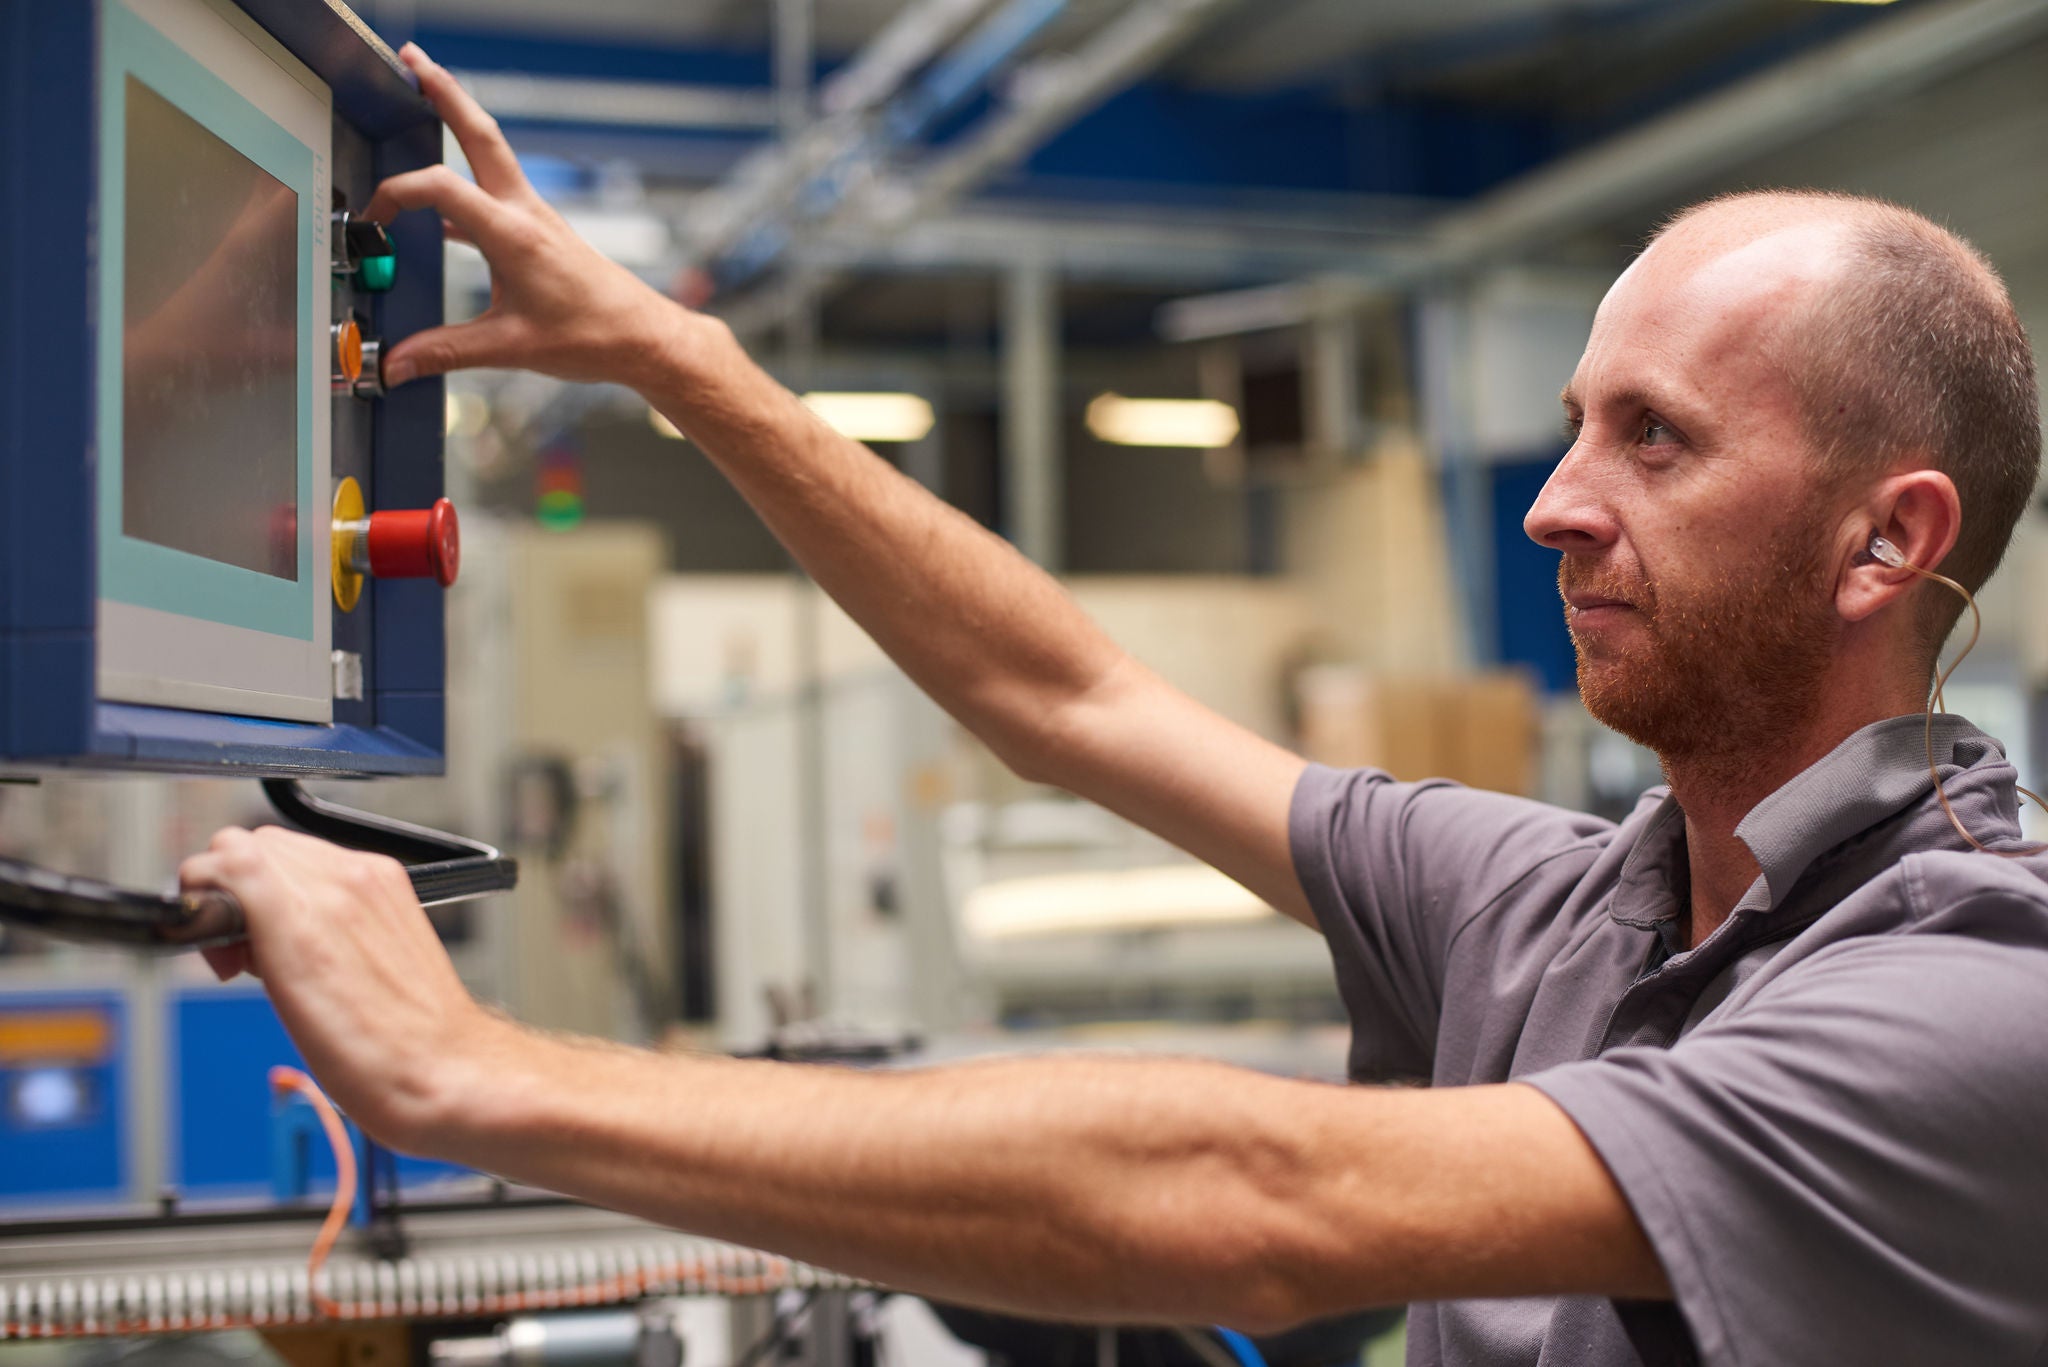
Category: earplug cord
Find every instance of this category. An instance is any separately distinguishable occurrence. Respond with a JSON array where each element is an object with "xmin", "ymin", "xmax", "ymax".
[{"xmin": 1869, "ymin": 535, "xmax": 2046, "ymax": 855}]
